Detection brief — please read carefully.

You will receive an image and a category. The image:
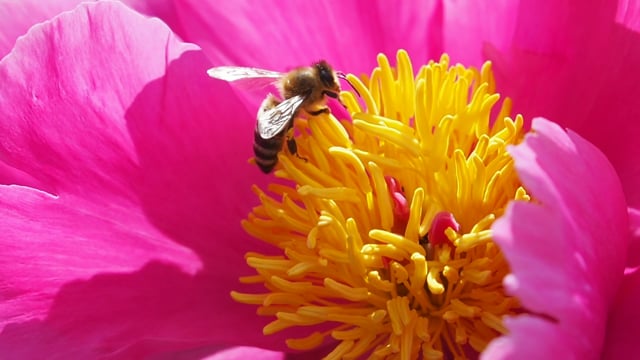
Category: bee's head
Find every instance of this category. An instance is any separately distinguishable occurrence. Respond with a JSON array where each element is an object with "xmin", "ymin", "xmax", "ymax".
[{"xmin": 315, "ymin": 60, "xmax": 340, "ymax": 98}]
